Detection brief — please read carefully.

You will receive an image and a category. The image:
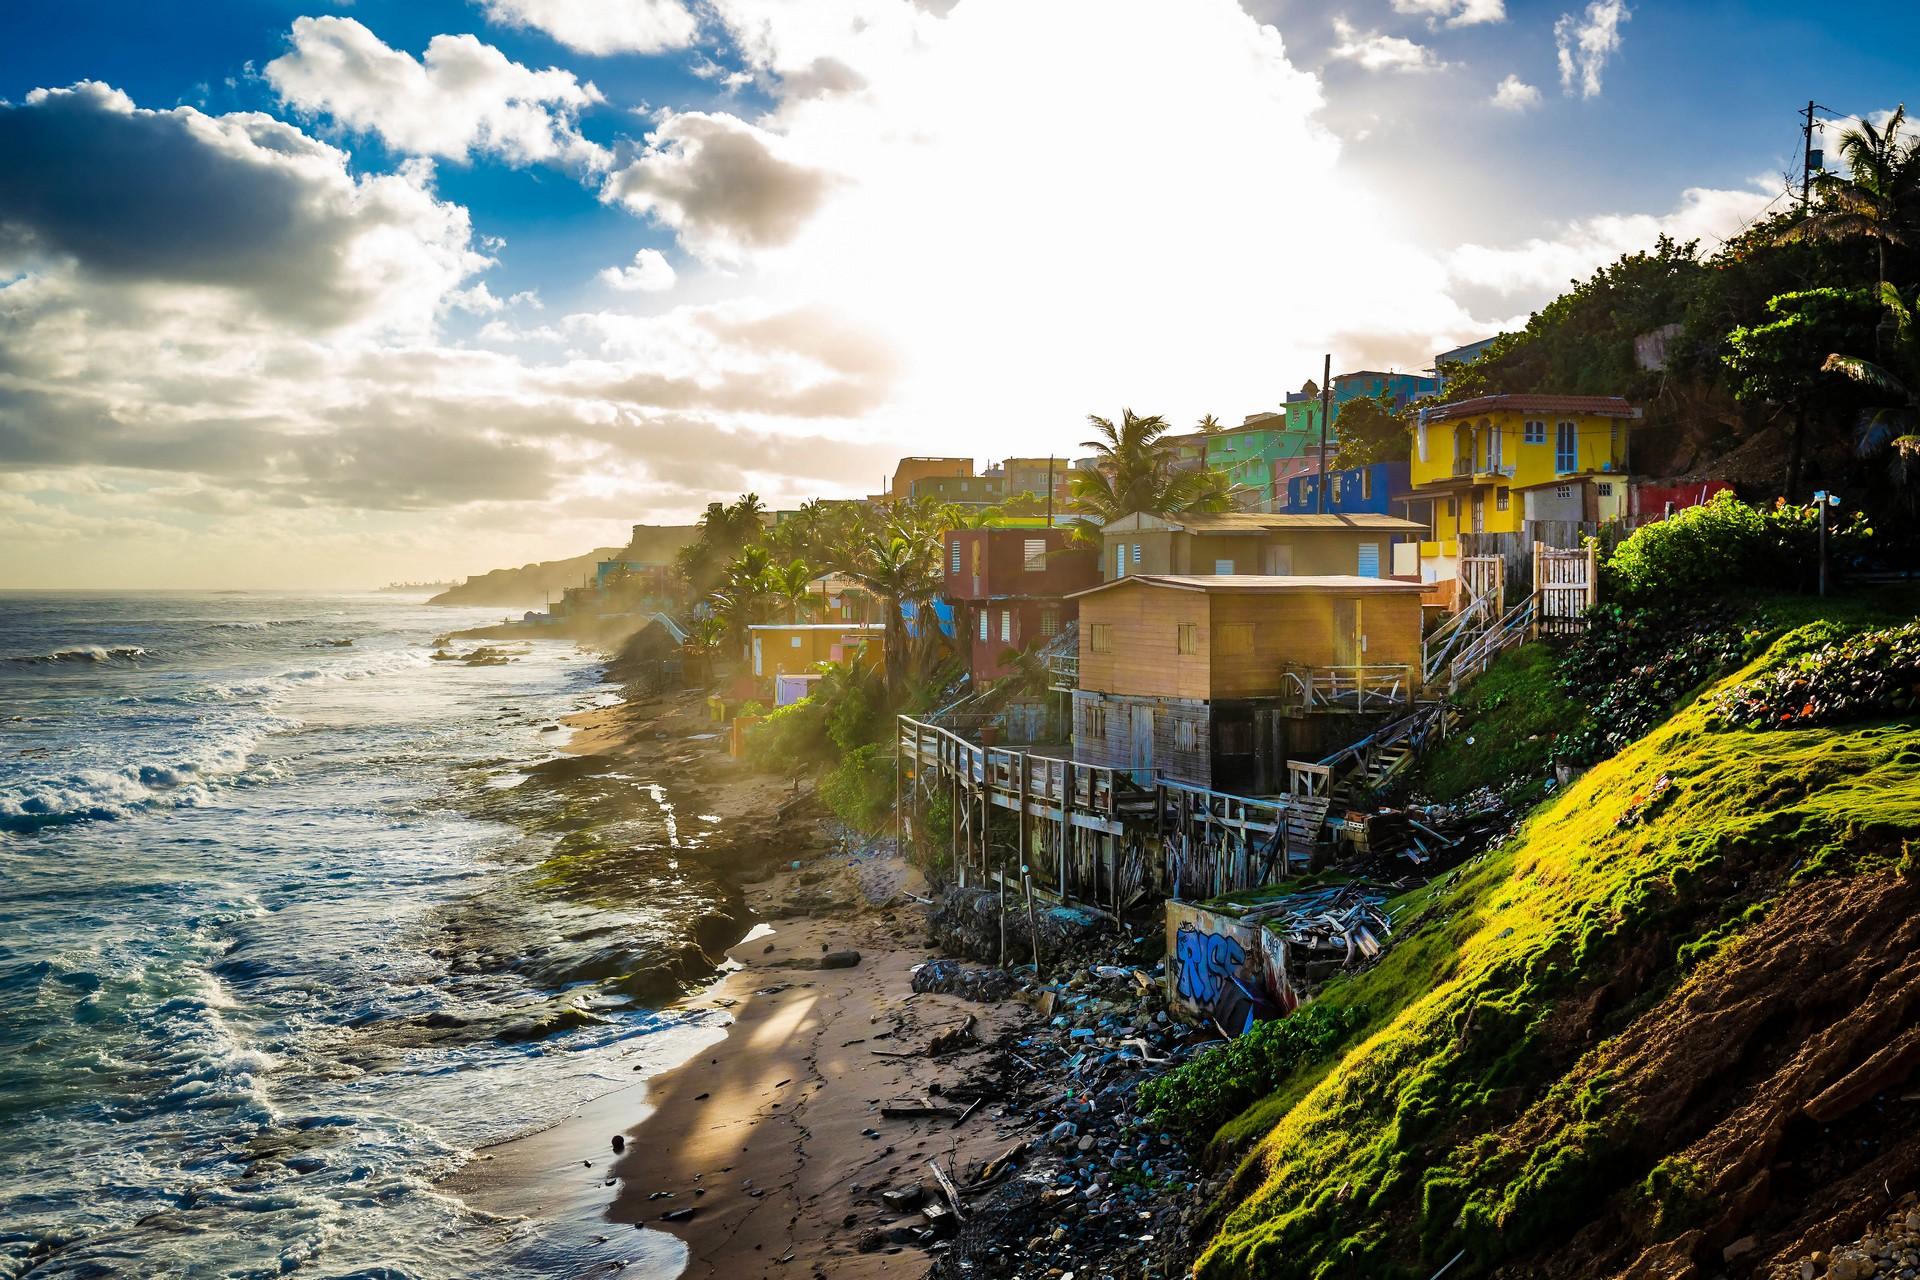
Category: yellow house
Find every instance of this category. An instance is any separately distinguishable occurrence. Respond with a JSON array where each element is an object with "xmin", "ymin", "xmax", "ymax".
[
  {"xmin": 1402, "ymin": 394, "xmax": 1641, "ymax": 571},
  {"xmin": 747, "ymin": 623, "xmax": 885, "ymax": 680}
]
